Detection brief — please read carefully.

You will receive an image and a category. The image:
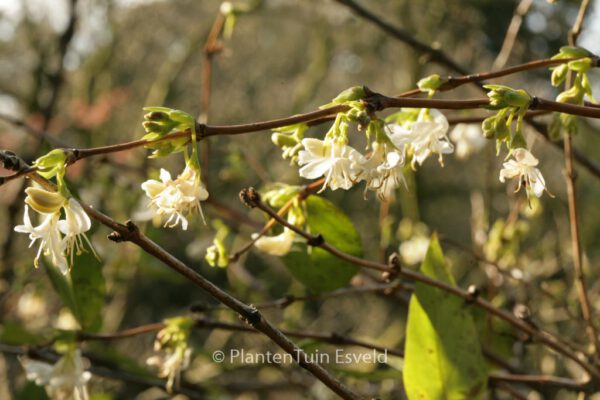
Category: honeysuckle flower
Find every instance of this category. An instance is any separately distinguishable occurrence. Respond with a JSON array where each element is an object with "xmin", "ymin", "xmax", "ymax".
[
  {"xmin": 389, "ymin": 109, "xmax": 453, "ymax": 167},
  {"xmin": 19, "ymin": 348, "xmax": 91, "ymax": 400},
  {"xmin": 253, "ymin": 228, "xmax": 296, "ymax": 256},
  {"xmin": 141, "ymin": 165, "xmax": 209, "ymax": 230},
  {"xmin": 15, "ymin": 206, "xmax": 68, "ymax": 274},
  {"xmin": 58, "ymin": 198, "xmax": 94, "ymax": 265},
  {"xmin": 449, "ymin": 123, "xmax": 486, "ymax": 160},
  {"xmin": 357, "ymin": 141, "xmax": 406, "ymax": 199},
  {"xmin": 499, "ymin": 148, "xmax": 547, "ymax": 198},
  {"xmin": 147, "ymin": 347, "xmax": 192, "ymax": 393},
  {"xmin": 147, "ymin": 317, "xmax": 193, "ymax": 393},
  {"xmin": 297, "ymin": 138, "xmax": 363, "ymax": 191}
]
